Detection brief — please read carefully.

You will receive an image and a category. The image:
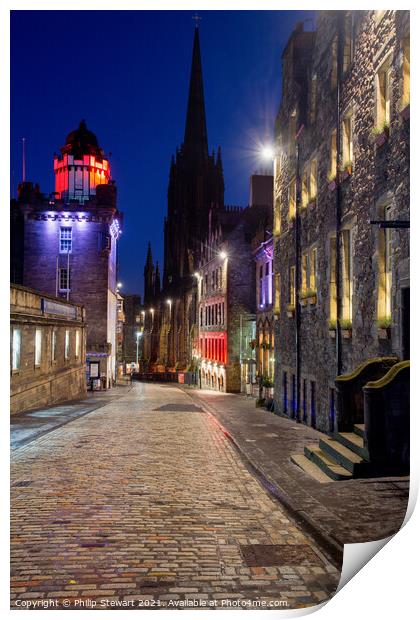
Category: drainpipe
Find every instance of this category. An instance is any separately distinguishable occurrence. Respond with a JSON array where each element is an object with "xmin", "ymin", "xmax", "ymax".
[
  {"xmin": 295, "ymin": 126, "xmax": 304, "ymax": 422},
  {"xmin": 335, "ymin": 12, "xmax": 344, "ymax": 377}
]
